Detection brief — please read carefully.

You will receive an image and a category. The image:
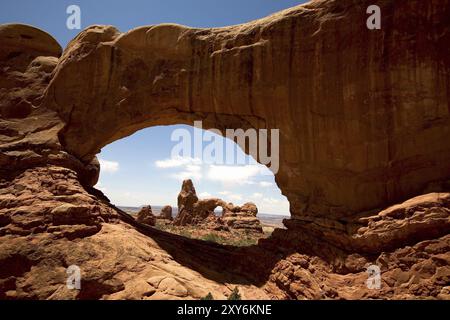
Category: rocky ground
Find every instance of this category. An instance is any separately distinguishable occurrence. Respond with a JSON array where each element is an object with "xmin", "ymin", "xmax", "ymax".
[
  {"xmin": 0, "ymin": 170, "xmax": 449, "ymax": 299},
  {"xmin": 154, "ymin": 220, "xmax": 271, "ymax": 247}
]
